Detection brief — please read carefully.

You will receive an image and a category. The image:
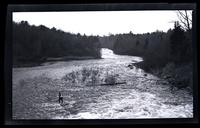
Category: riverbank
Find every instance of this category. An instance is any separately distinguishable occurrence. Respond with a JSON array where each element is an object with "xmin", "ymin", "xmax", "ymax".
[
  {"xmin": 133, "ymin": 61, "xmax": 193, "ymax": 94},
  {"xmin": 13, "ymin": 56, "xmax": 101, "ymax": 68}
]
